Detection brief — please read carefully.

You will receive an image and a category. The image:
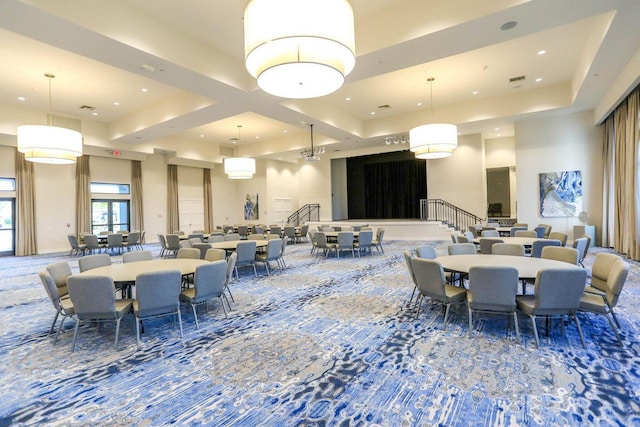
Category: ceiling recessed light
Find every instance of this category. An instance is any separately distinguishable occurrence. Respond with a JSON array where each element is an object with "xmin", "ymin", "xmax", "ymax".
[
  {"xmin": 417, "ymin": 102, "xmax": 423, "ymax": 106},
  {"xmin": 141, "ymin": 88, "xmax": 148, "ymax": 92},
  {"xmin": 114, "ymin": 101, "xmax": 120, "ymax": 106},
  {"xmin": 535, "ymin": 77, "xmax": 542, "ymax": 82},
  {"xmin": 91, "ymin": 112, "xmax": 99, "ymax": 116},
  {"xmin": 494, "ymin": 127, "xmax": 500, "ymax": 131},
  {"xmin": 472, "ymin": 91, "xmax": 478, "ymax": 95},
  {"xmin": 370, "ymin": 112, "xmax": 375, "ymax": 115},
  {"xmin": 255, "ymin": 136, "xmax": 260, "ymax": 139},
  {"xmin": 17, "ymin": 96, "xmax": 25, "ymax": 101},
  {"xmin": 345, "ymin": 97, "xmax": 351, "ymax": 101},
  {"xmin": 537, "ymin": 50, "xmax": 546, "ymax": 55},
  {"xmin": 283, "ymin": 129, "xmax": 288, "ymax": 133},
  {"xmin": 500, "ymin": 21, "xmax": 517, "ymax": 31},
  {"xmin": 200, "ymin": 134, "xmax": 205, "ymax": 138}
]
